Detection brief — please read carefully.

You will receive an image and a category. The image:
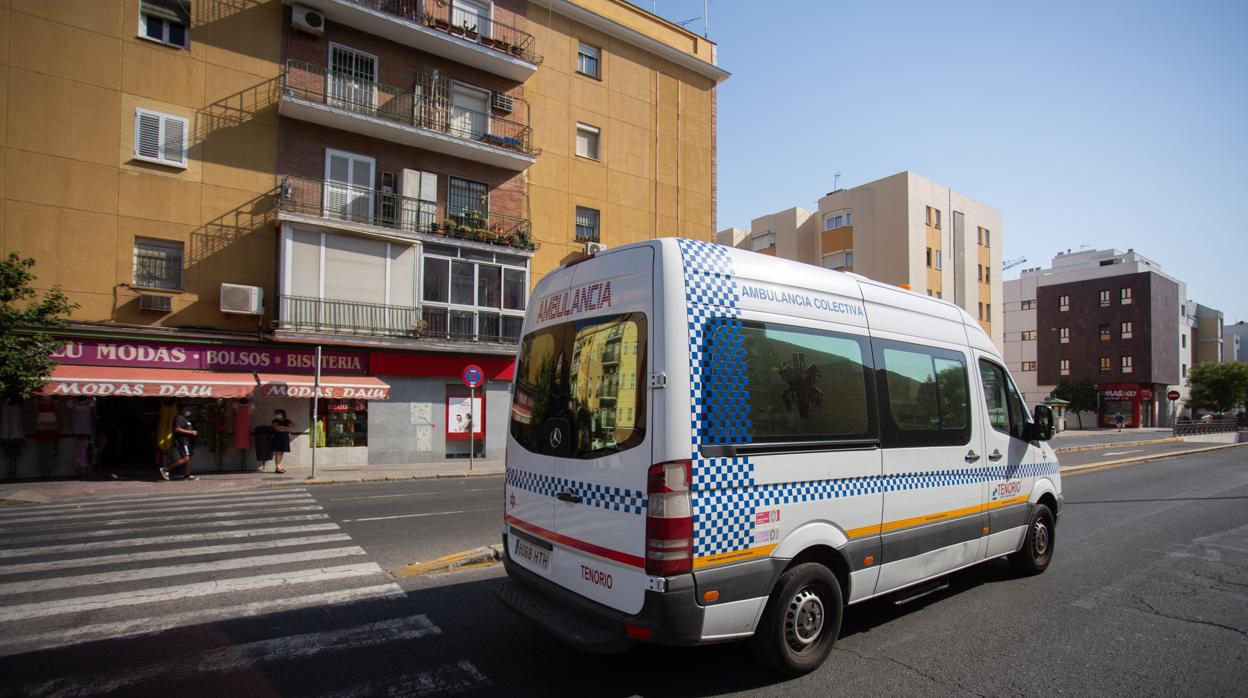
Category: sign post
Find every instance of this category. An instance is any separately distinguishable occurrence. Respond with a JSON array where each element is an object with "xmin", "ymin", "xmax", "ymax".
[
  {"xmin": 462, "ymin": 365, "xmax": 484, "ymax": 472},
  {"xmin": 311, "ymin": 346, "xmax": 322, "ymax": 480},
  {"xmin": 1168, "ymin": 389, "xmax": 1181, "ymax": 426}
]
